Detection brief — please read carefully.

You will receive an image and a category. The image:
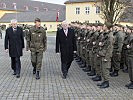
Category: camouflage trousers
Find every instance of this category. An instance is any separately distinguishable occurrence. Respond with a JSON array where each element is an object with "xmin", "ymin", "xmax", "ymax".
[
  {"xmin": 31, "ymin": 51, "xmax": 43, "ymax": 71},
  {"xmin": 89, "ymin": 50, "xmax": 94, "ymax": 69},
  {"xmin": 112, "ymin": 51, "xmax": 121, "ymax": 71},
  {"xmin": 94, "ymin": 54, "xmax": 101, "ymax": 76},
  {"xmin": 82, "ymin": 48, "xmax": 86, "ymax": 61},
  {"xmin": 121, "ymin": 49, "xmax": 128, "ymax": 68},
  {"xmin": 127, "ymin": 56, "xmax": 133, "ymax": 82},
  {"xmin": 76, "ymin": 43, "xmax": 80, "ymax": 57},
  {"xmin": 100, "ymin": 57, "xmax": 111, "ymax": 81},
  {"xmin": 80, "ymin": 44, "xmax": 84, "ymax": 60},
  {"xmin": 85, "ymin": 50, "xmax": 90, "ymax": 65}
]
